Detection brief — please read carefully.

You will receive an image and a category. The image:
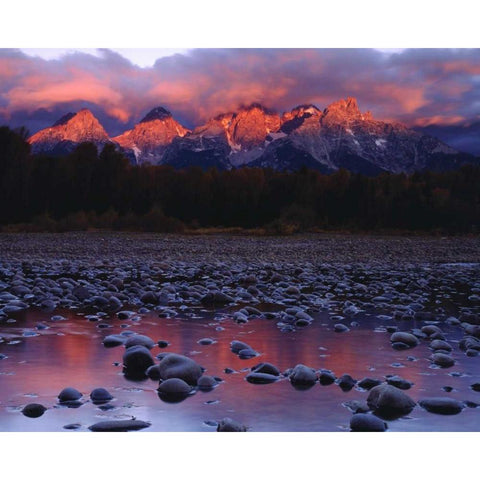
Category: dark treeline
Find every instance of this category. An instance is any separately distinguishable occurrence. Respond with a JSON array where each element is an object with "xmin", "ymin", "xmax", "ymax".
[{"xmin": 1, "ymin": 126, "xmax": 479, "ymax": 234}]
